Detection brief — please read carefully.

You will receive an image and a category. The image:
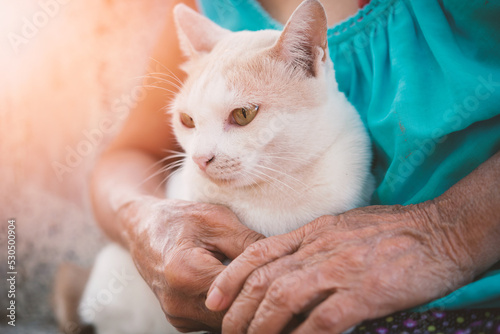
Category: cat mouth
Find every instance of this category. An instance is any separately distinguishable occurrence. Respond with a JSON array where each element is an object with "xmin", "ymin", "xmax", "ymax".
[
  {"xmin": 191, "ymin": 160, "xmax": 257, "ymax": 187},
  {"xmin": 197, "ymin": 163, "xmax": 245, "ymax": 185}
]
